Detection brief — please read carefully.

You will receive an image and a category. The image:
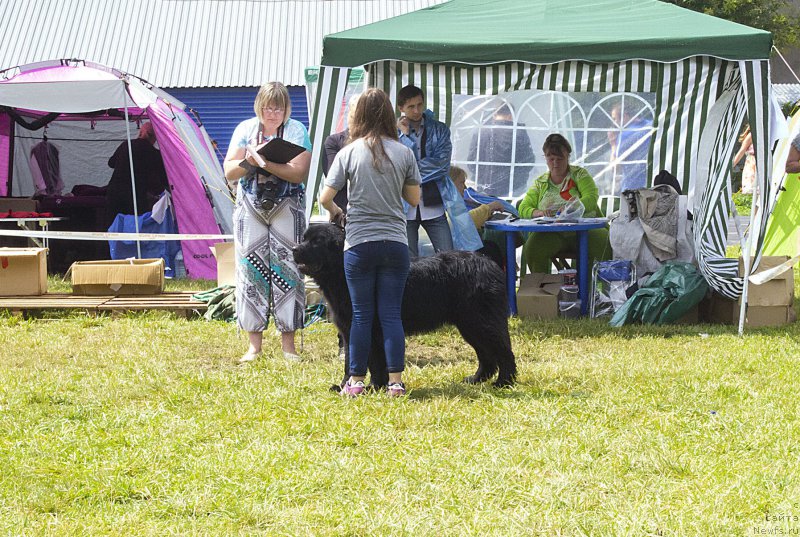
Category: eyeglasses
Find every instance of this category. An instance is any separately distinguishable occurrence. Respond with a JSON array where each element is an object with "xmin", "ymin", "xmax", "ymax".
[{"xmin": 261, "ymin": 107, "xmax": 285, "ymax": 115}]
